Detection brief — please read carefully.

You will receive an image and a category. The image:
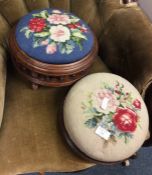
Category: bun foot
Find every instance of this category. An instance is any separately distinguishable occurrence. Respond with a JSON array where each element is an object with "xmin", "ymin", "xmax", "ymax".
[
  {"xmin": 122, "ymin": 159, "xmax": 130, "ymax": 166},
  {"xmin": 32, "ymin": 83, "xmax": 39, "ymax": 90}
]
